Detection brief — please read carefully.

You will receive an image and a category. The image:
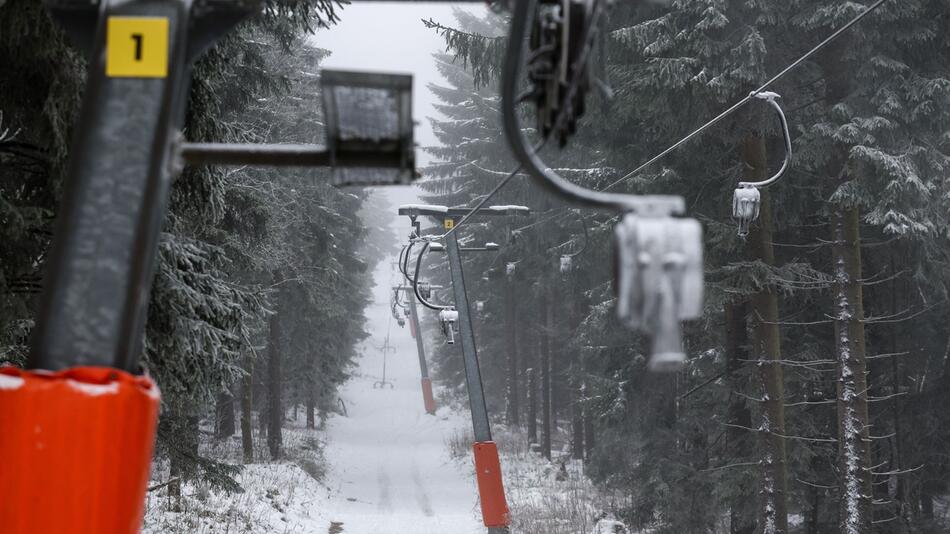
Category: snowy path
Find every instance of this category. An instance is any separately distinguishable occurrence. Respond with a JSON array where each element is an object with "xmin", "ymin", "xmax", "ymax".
[{"xmin": 317, "ymin": 255, "xmax": 484, "ymax": 534}]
